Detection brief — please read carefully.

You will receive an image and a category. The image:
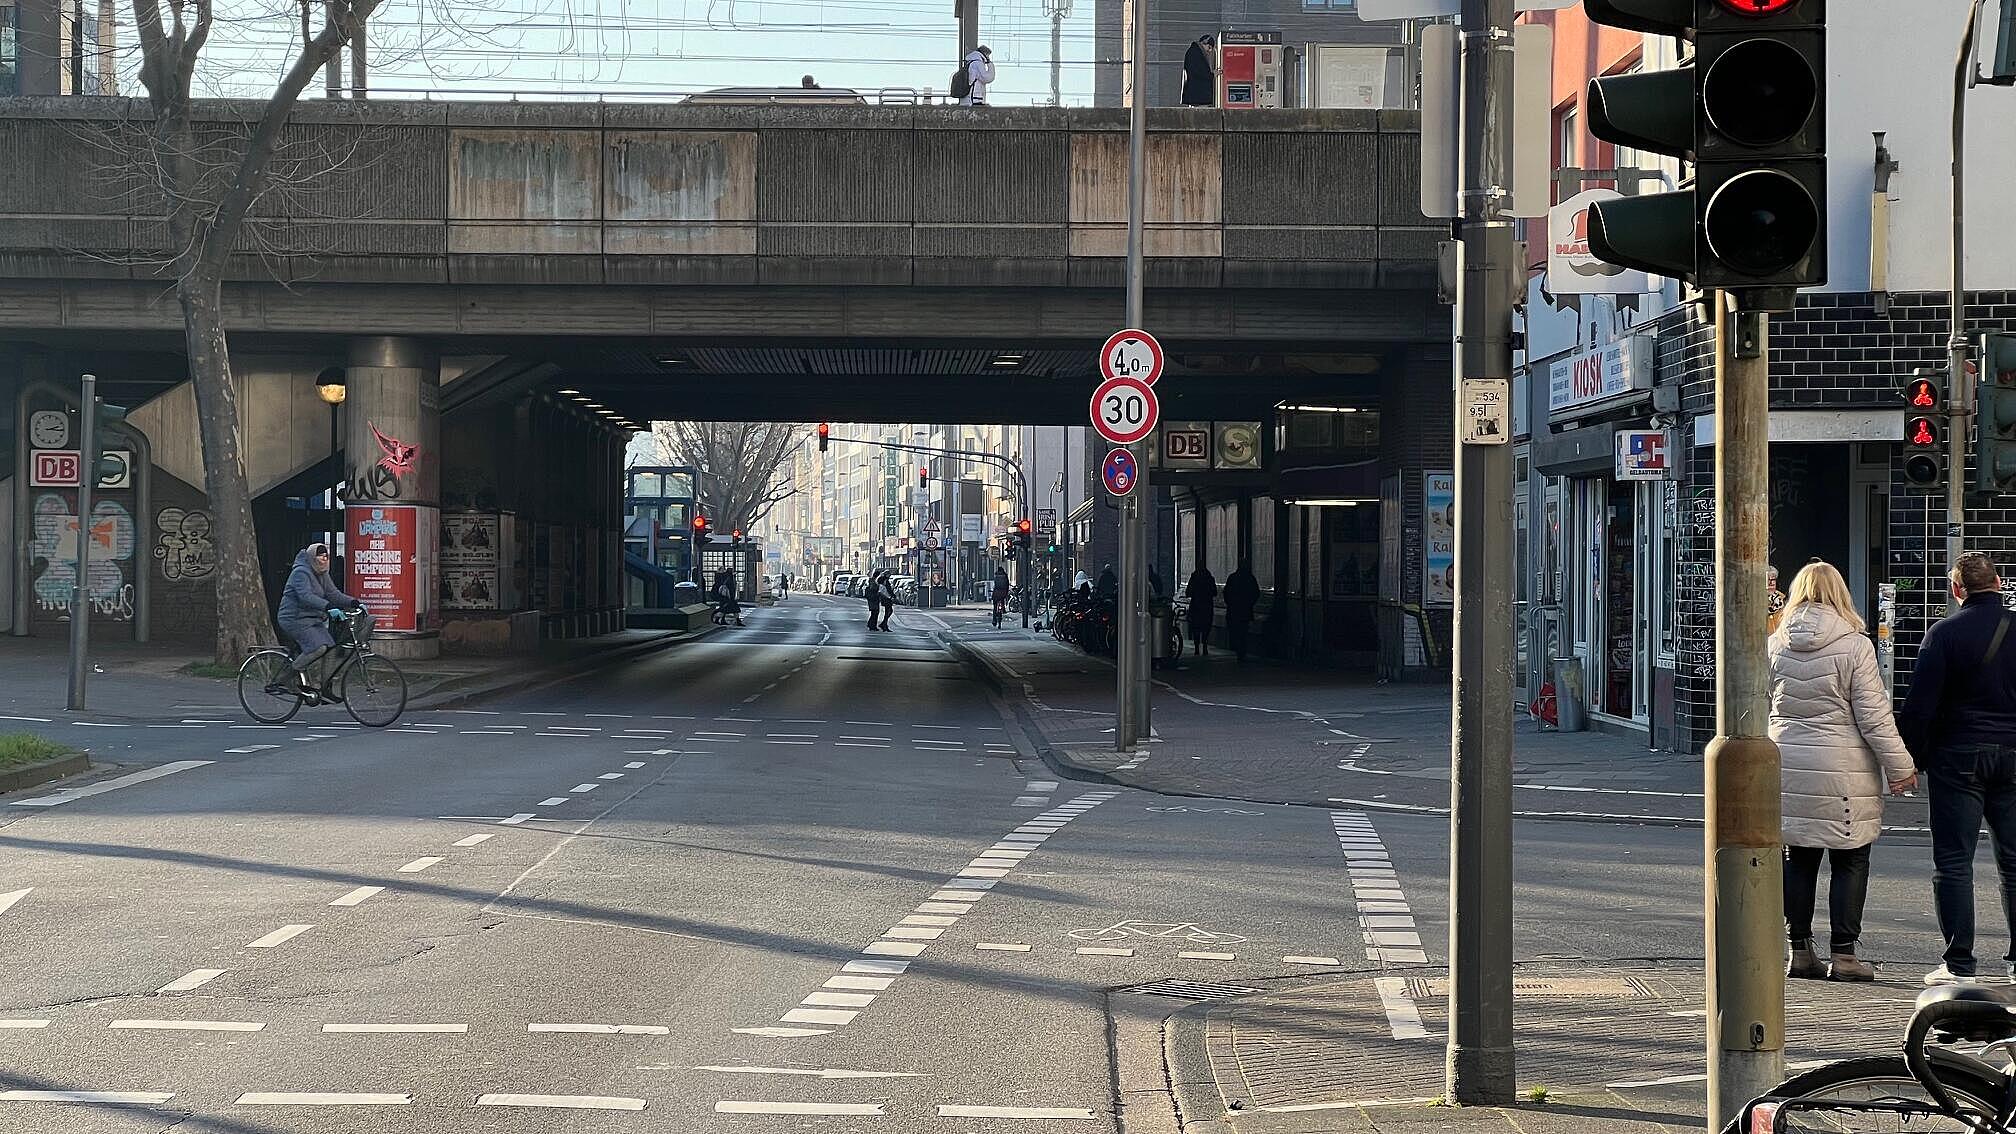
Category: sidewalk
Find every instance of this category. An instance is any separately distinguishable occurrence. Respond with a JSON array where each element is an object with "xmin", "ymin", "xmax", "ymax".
[
  {"xmin": 0, "ymin": 623, "xmax": 715, "ymax": 722},
  {"xmin": 1160, "ymin": 962, "xmax": 1906, "ymax": 1133},
  {"xmin": 945, "ymin": 619, "xmax": 1931, "ymax": 831}
]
